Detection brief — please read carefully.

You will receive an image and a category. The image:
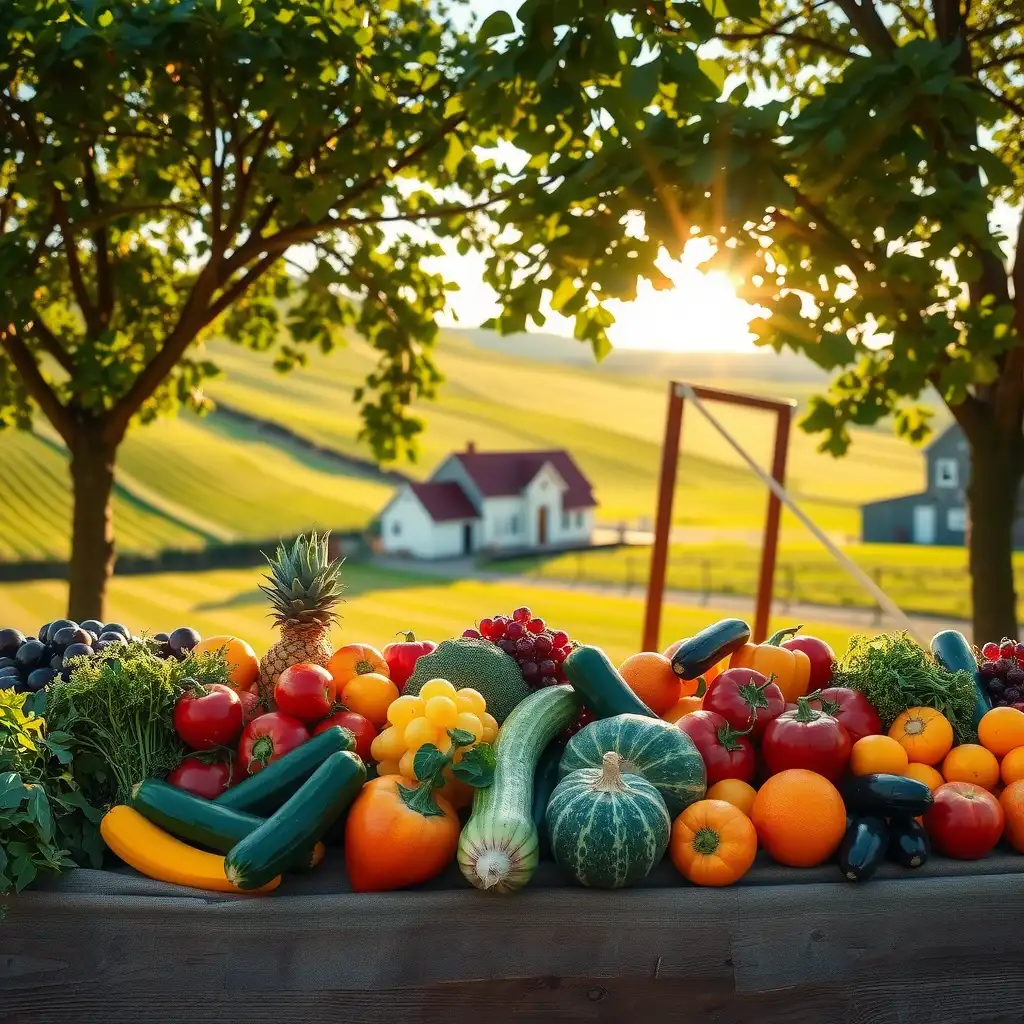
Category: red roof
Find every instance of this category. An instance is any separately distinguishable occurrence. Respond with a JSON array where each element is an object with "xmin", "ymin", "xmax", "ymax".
[
  {"xmin": 454, "ymin": 450, "xmax": 597, "ymax": 509},
  {"xmin": 409, "ymin": 482, "xmax": 478, "ymax": 522}
]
